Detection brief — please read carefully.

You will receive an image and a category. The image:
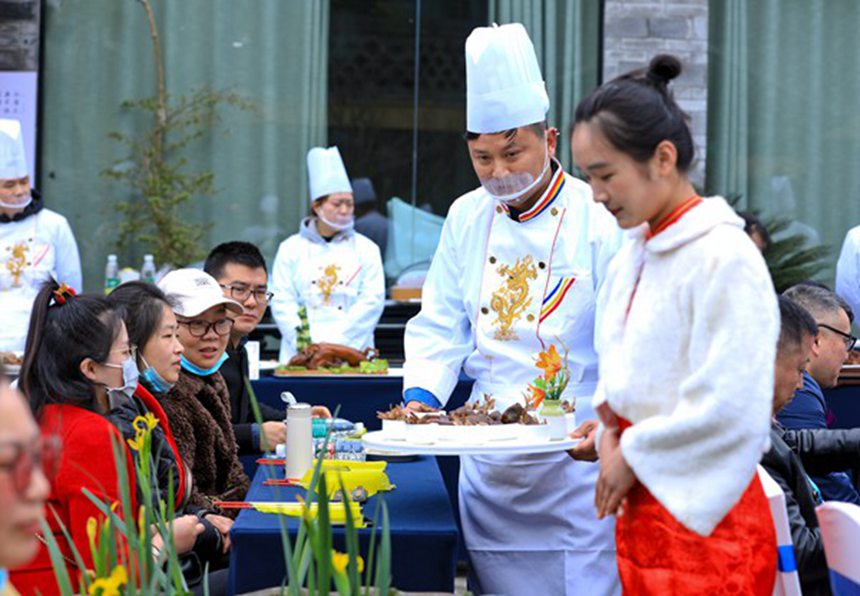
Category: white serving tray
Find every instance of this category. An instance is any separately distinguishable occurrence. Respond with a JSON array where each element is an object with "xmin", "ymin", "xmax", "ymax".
[{"xmin": 362, "ymin": 429, "xmax": 579, "ymax": 455}]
